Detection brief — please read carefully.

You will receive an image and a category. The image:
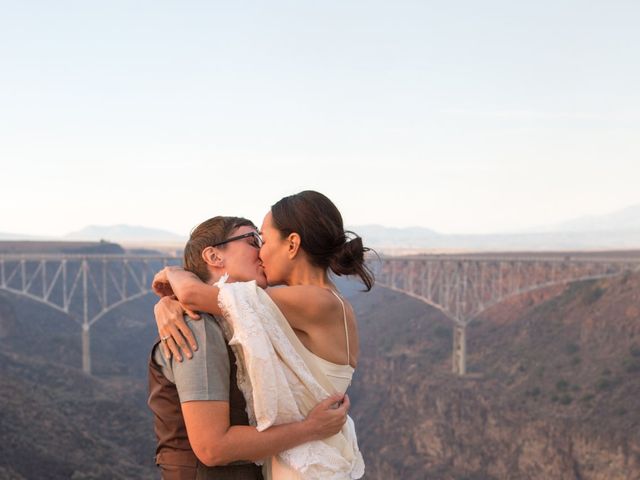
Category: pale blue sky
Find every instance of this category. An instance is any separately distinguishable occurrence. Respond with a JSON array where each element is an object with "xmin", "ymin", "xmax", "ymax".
[{"xmin": 2, "ymin": 1, "xmax": 639, "ymax": 236}]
